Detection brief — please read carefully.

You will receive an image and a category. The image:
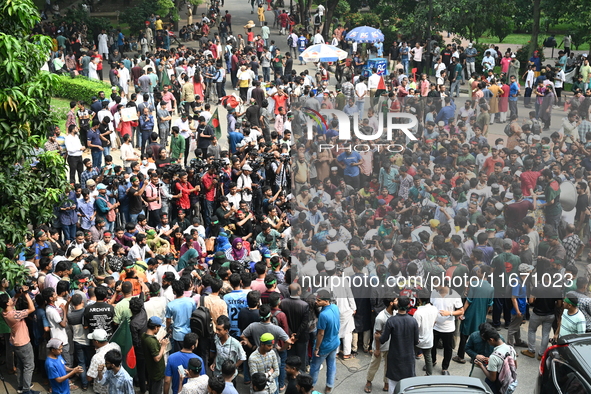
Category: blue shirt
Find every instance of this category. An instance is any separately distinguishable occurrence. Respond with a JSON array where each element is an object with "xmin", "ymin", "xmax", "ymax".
[
  {"xmin": 297, "ymin": 36, "xmax": 308, "ymax": 52},
  {"xmin": 509, "ymin": 82, "xmax": 519, "ymax": 101},
  {"xmin": 99, "ymin": 367, "xmax": 134, "ymax": 394},
  {"xmin": 435, "ymin": 103, "xmax": 456, "ymax": 125},
  {"xmin": 337, "ymin": 151, "xmax": 361, "ymax": 177},
  {"xmin": 222, "ymin": 381, "xmax": 239, "ymax": 394},
  {"xmin": 317, "ymin": 304, "xmax": 340, "ymax": 354},
  {"xmin": 87, "ymin": 127, "xmax": 102, "ymax": 152},
  {"xmin": 164, "ymin": 351, "xmax": 205, "ymax": 394},
  {"xmin": 117, "ymin": 32, "xmax": 124, "ymax": 46},
  {"xmin": 165, "ymin": 297, "xmax": 197, "ymax": 341},
  {"xmin": 223, "ymin": 290, "xmax": 248, "ymax": 337},
  {"xmin": 46, "ymin": 355, "xmax": 69, "ymax": 394},
  {"xmin": 227, "ymin": 131, "xmax": 243, "ymax": 154},
  {"xmin": 511, "ymin": 279, "xmax": 527, "ymax": 315}
]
